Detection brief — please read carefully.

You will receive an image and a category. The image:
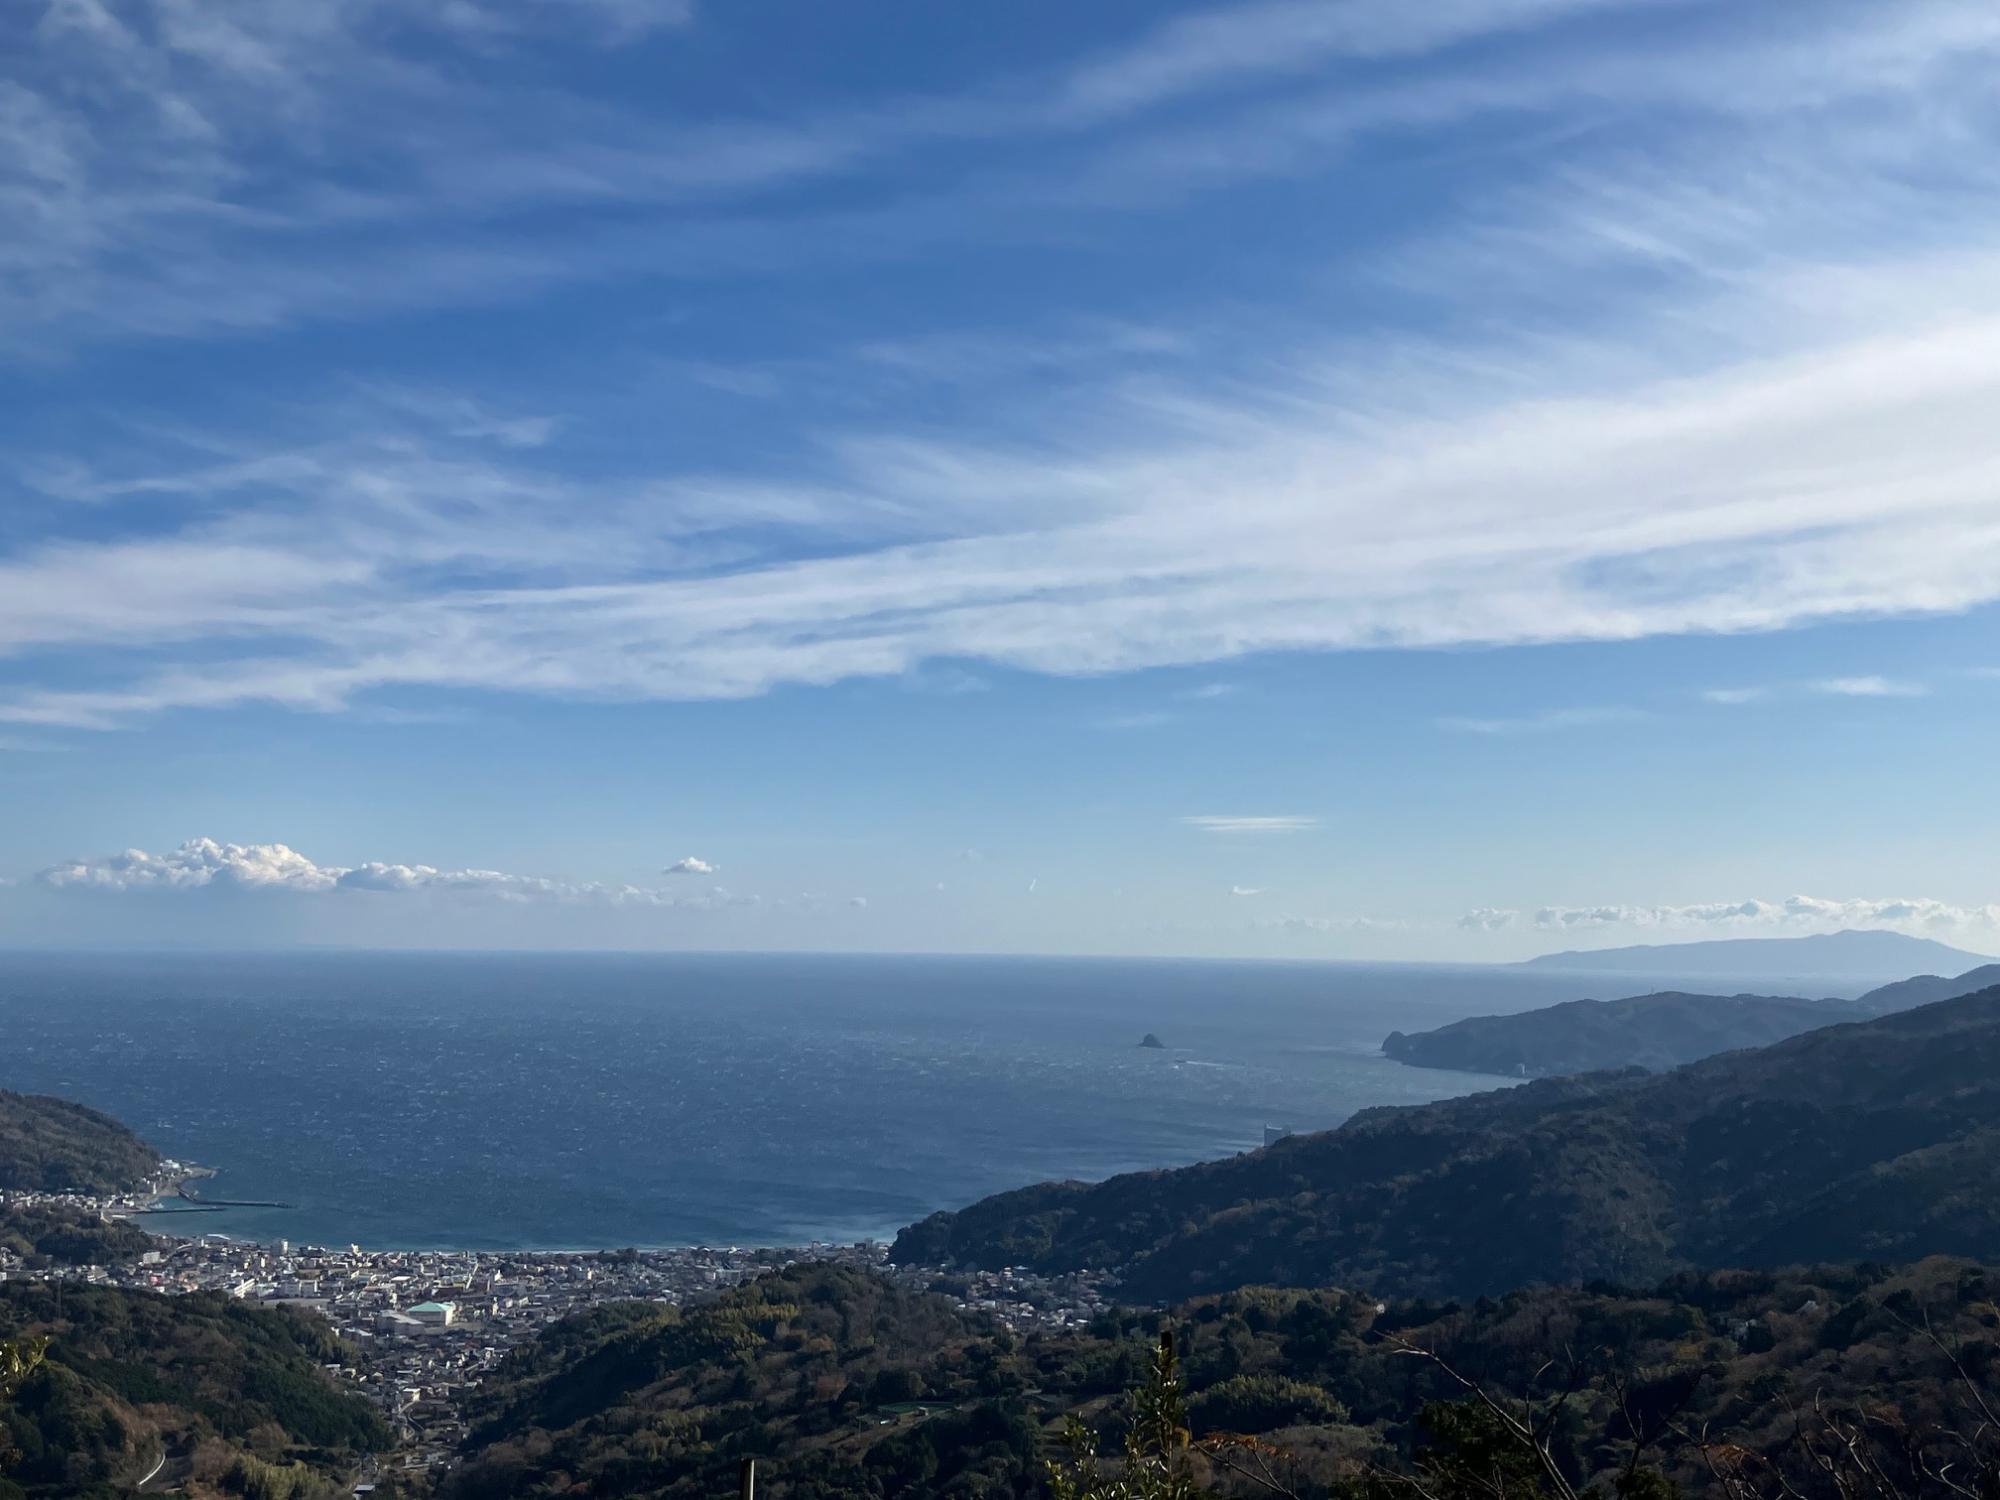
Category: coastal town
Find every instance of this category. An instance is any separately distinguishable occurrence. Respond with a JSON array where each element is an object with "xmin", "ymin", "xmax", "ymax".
[{"xmin": 1, "ymin": 1173, "xmax": 1119, "ymax": 1477}]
